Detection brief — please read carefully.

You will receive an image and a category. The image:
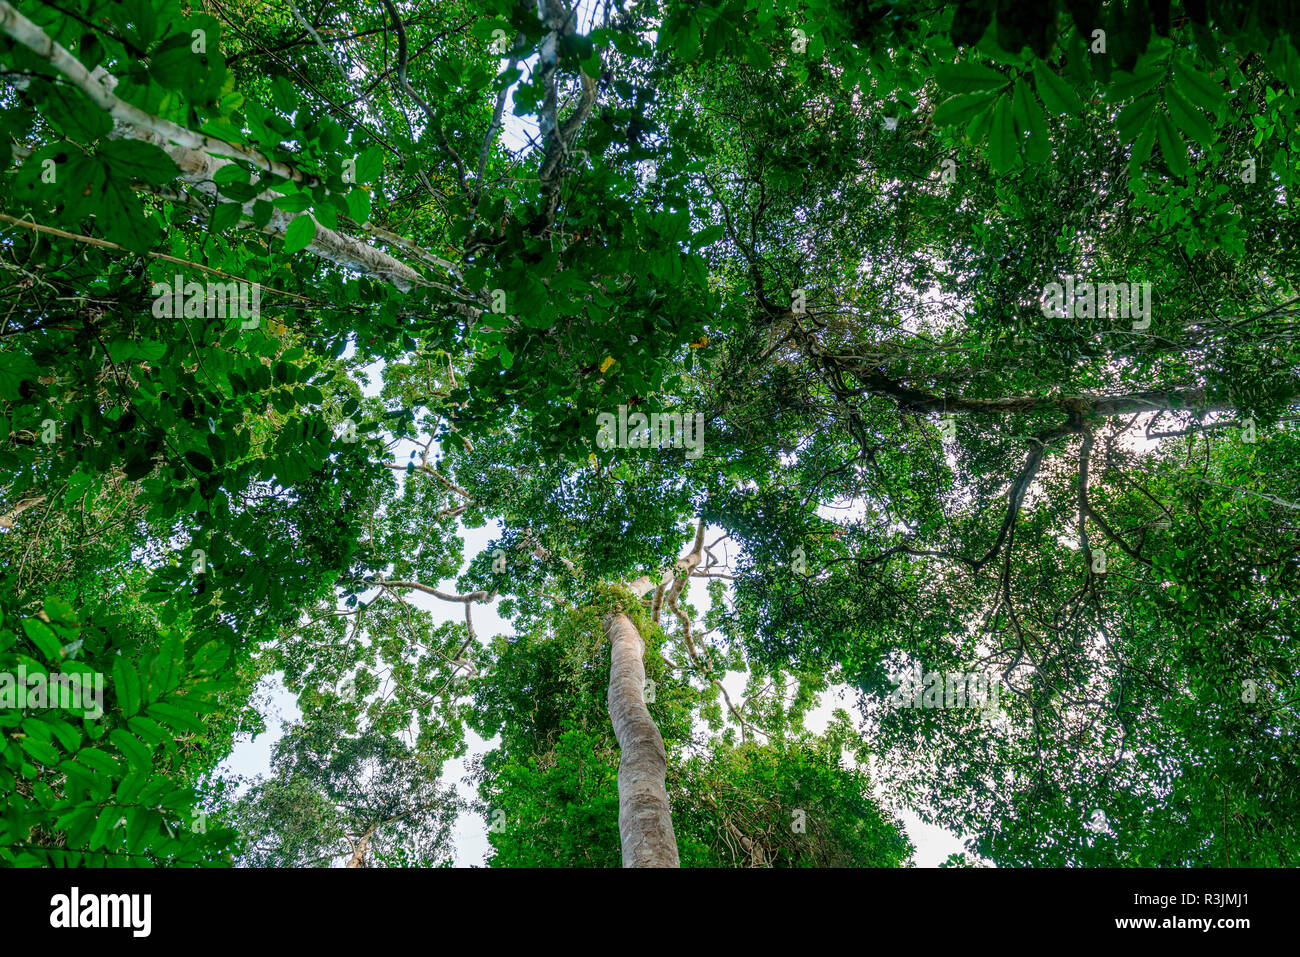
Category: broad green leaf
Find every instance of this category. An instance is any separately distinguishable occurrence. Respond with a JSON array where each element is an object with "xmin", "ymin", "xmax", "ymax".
[
  {"xmin": 109, "ymin": 728, "xmax": 152, "ymax": 772},
  {"xmin": 76, "ymin": 747, "xmax": 120, "ymax": 775},
  {"xmin": 127, "ymin": 715, "xmax": 166, "ymax": 746},
  {"xmin": 355, "ymin": 145, "xmax": 385, "ymax": 183},
  {"xmin": 193, "ymin": 640, "xmax": 230, "ymax": 673},
  {"xmin": 113, "ymin": 657, "xmax": 142, "ymax": 717},
  {"xmin": 0, "ymin": 353, "xmax": 39, "ymax": 400},
  {"xmin": 209, "ymin": 201, "xmax": 243, "ymax": 232},
  {"xmin": 1107, "ymin": 64, "xmax": 1166, "ymax": 101},
  {"xmin": 88, "ymin": 806, "xmax": 119, "ymax": 850},
  {"xmin": 1032, "ymin": 61, "xmax": 1083, "ymax": 116},
  {"xmin": 45, "ymin": 717, "xmax": 81, "ymax": 752},
  {"xmin": 116, "ymin": 766, "xmax": 150, "ymax": 805},
  {"xmin": 270, "ymin": 75, "xmax": 298, "ymax": 113},
  {"xmin": 200, "ymin": 118, "xmax": 247, "ymax": 143},
  {"xmin": 283, "ymin": 215, "xmax": 317, "ymax": 254},
  {"xmin": 98, "ymin": 140, "xmax": 179, "ymax": 185},
  {"xmin": 933, "ymin": 61, "xmax": 1010, "ymax": 94},
  {"xmin": 1155, "ymin": 111, "xmax": 1189, "ymax": 177},
  {"xmin": 346, "ymin": 189, "xmax": 371, "ymax": 225},
  {"xmin": 185, "ymin": 450, "xmax": 215, "ymax": 474},
  {"xmin": 150, "ymin": 630, "xmax": 185, "ymax": 698},
  {"xmin": 272, "ymin": 193, "xmax": 313, "ymax": 213},
  {"xmin": 21, "ymin": 619, "xmax": 62, "ymax": 662},
  {"xmin": 41, "ymin": 83, "xmax": 113, "ymax": 142},
  {"xmin": 931, "ymin": 90, "xmax": 999, "ymax": 127},
  {"xmin": 1116, "ymin": 94, "xmax": 1159, "ymax": 144},
  {"xmin": 147, "ymin": 701, "xmax": 206, "ymax": 734},
  {"xmin": 1164, "ymin": 86, "xmax": 1215, "ymax": 148},
  {"xmin": 986, "ymin": 95, "xmax": 1017, "ymax": 174},
  {"xmin": 1172, "ymin": 63, "xmax": 1226, "ymax": 116},
  {"xmin": 964, "ymin": 98, "xmax": 996, "ymax": 144},
  {"xmin": 1012, "ymin": 79, "xmax": 1050, "ymax": 163},
  {"xmin": 19, "ymin": 737, "xmax": 59, "ymax": 765}
]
